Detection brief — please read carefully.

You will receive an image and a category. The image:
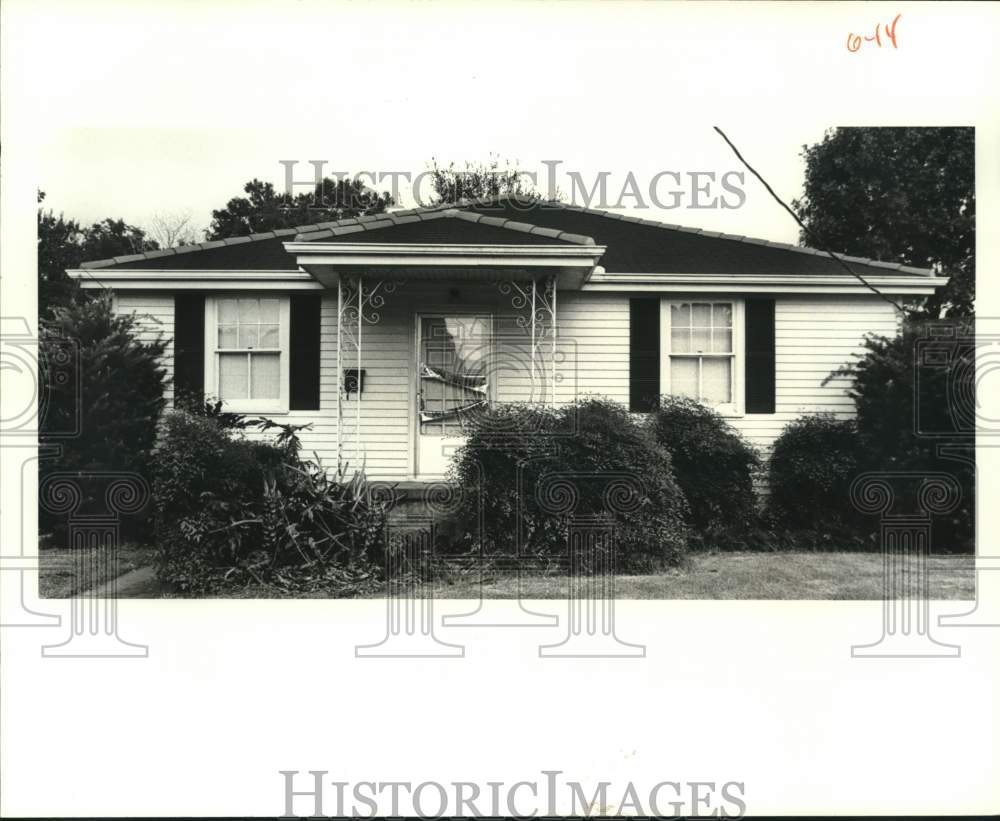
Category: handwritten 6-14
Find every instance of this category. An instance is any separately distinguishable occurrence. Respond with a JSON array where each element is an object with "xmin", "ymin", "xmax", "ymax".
[{"xmin": 847, "ymin": 14, "xmax": 901, "ymax": 53}]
